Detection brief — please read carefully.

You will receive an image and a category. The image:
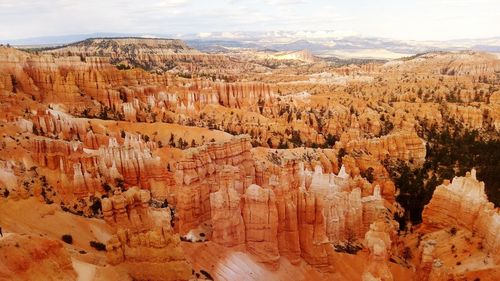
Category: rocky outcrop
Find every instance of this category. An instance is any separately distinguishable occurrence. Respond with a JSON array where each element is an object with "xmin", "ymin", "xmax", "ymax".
[
  {"xmin": 174, "ymin": 136, "xmax": 254, "ymax": 234},
  {"xmin": 98, "ymin": 136, "xmax": 164, "ymax": 189},
  {"xmin": 173, "ymin": 140, "xmax": 394, "ymax": 271},
  {"xmin": 340, "ymin": 130, "xmax": 426, "ymax": 165},
  {"xmin": 106, "ymin": 227, "xmax": 192, "ymax": 281},
  {"xmin": 415, "ymin": 240, "xmax": 436, "ymax": 281},
  {"xmin": 242, "ymin": 184, "xmax": 280, "ymax": 267},
  {"xmin": 102, "ymin": 187, "xmax": 154, "ymax": 233},
  {"xmin": 447, "ymin": 104, "xmax": 483, "ymax": 129},
  {"xmin": 32, "ymin": 138, "xmax": 83, "ymax": 173},
  {"xmin": 307, "ymin": 165, "xmax": 388, "ymax": 243},
  {"xmin": 31, "ymin": 133, "xmax": 166, "ymax": 199},
  {"xmin": 0, "ymin": 233, "xmax": 77, "ymax": 281},
  {"xmin": 362, "ymin": 222, "xmax": 394, "ymax": 281},
  {"xmin": 209, "ymin": 166, "xmax": 246, "ymax": 247},
  {"xmin": 422, "ymin": 169, "xmax": 500, "ymax": 261},
  {"xmin": 103, "ymin": 188, "xmax": 192, "ymax": 281},
  {"xmin": 32, "ymin": 109, "xmax": 94, "ymax": 145},
  {"xmin": 297, "ymin": 188, "xmax": 334, "ymax": 269},
  {"xmin": 268, "ymin": 160, "xmax": 302, "ymax": 264}
]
